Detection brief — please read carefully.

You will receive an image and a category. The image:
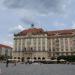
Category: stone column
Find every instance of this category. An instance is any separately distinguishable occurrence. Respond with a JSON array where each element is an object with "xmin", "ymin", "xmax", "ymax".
[
  {"xmin": 63, "ymin": 38, "xmax": 66, "ymax": 52},
  {"xmin": 41, "ymin": 38, "xmax": 43, "ymax": 51},
  {"xmin": 25, "ymin": 39, "xmax": 27, "ymax": 50},
  {"xmin": 17, "ymin": 39, "xmax": 19, "ymax": 51},
  {"xmin": 68, "ymin": 38, "xmax": 70, "ymax": 52},
  {"xmin": 45, "ymin": 37, "xmax": 47, "ymax": 51},
  {"xmin": 21, "ymin": 39, "xmax": 23, "ymax": 51},
  {"xmin": 59, "ymin": 38, "xmax": 61, "ymax": 52},
  {"xmin": 31, "ymin": 38, "xmax": 34, "ymax": 50},
  {"xmin": 14, "ymin": 39, "xmax": 16, "ymax": 51},
  {"xmin": 36, "ymin": 37, "xmax": 38, "ymax": 51},
  {"xmin": 51, "ymin": 39, "xmax": 54, "ymax": 57},
  {"xmin": 51, "ymin": 39, "xmax": 53, "ymax": 52}
]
